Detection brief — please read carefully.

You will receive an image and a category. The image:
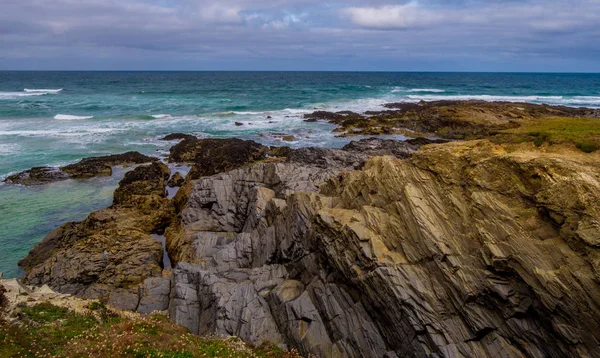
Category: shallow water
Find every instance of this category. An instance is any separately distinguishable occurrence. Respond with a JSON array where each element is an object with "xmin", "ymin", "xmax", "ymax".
[{"xmin": 1, "ymin": 71, "xmax": 599, "ymax": 277}]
